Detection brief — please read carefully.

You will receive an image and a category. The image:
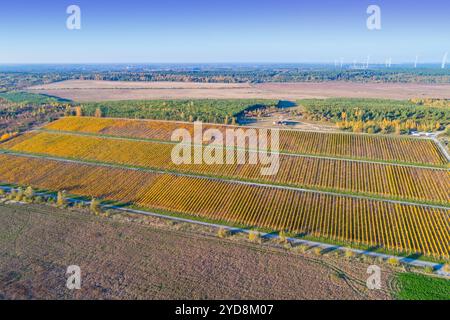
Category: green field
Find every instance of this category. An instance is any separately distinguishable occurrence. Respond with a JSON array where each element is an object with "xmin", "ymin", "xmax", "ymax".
[
  {"xmin": 395, "ymin": 273, "xmax": 450, "ymax": 300},
  {"xmin": 0, "ymin": 91, "xmax": 70, "ymax": 104}
]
